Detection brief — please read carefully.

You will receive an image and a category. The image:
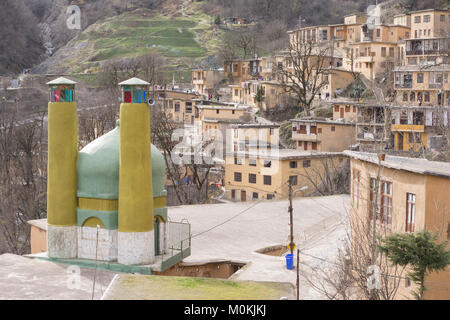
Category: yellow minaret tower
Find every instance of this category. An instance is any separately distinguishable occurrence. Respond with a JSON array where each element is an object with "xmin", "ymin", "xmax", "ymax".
[
  {"xmin": 117, "ymin": 78, "xmax": 155, "ymax": 265},
  {"xmin": 46, "ymin": 77, "xmax": 78, "ymax": 258}
]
